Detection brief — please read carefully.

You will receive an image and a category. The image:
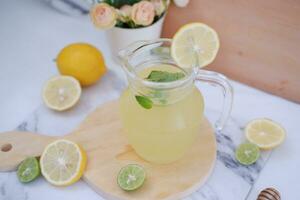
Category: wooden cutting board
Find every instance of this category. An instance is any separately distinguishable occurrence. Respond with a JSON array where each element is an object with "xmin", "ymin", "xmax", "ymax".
[
  {"xmin": 163, "ymin": 0, "xmax": 300, "ymax": 103},
  {"xmin": 0, "ymin": 100, "xmax": 217, "ymax": 200}
]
